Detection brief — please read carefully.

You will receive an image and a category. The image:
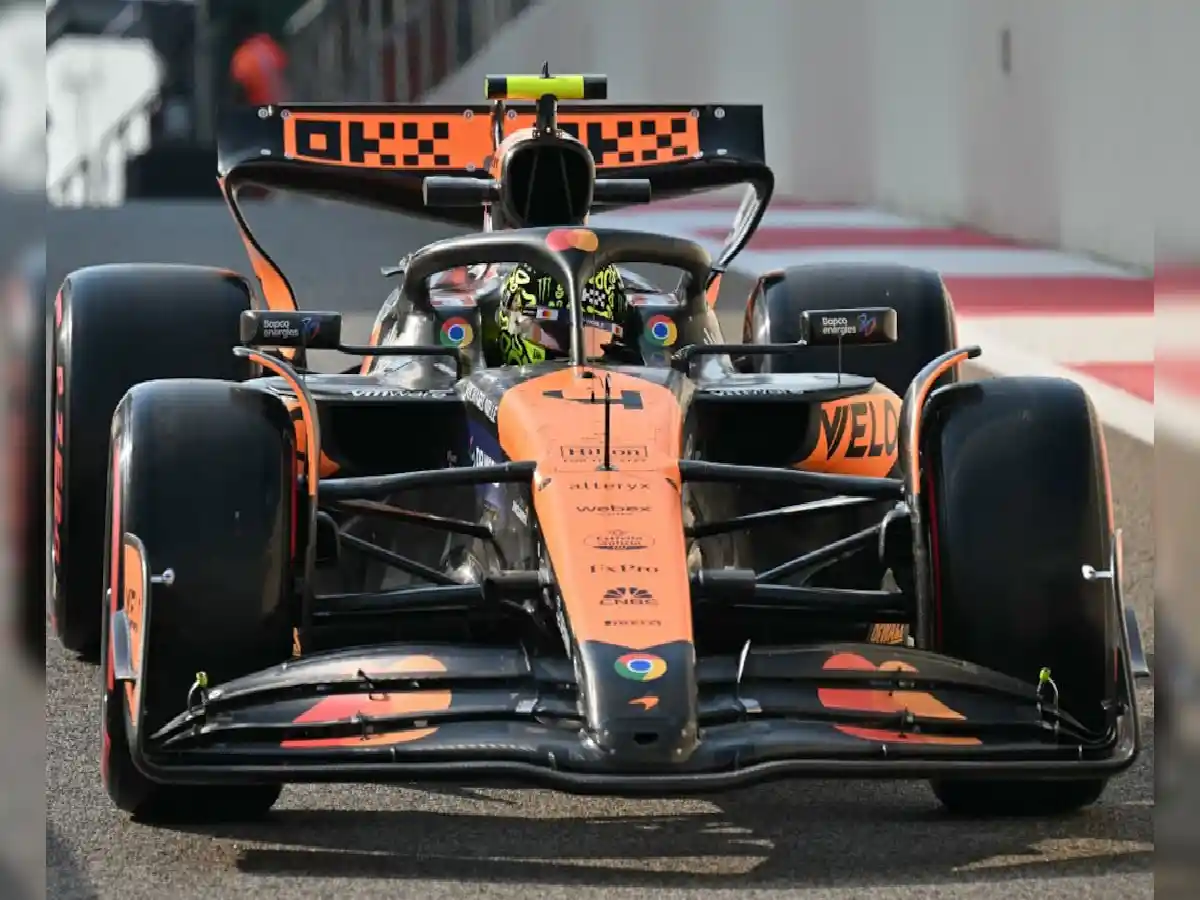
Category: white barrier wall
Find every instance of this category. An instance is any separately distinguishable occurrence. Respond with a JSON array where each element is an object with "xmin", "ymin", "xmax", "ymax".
[
  {"xmin": 1150, "ymin": 0, "xmax": 1200, "ymax": 266},
  {"xmin": 428, "ymin": 0, "xmax": 1199, "ymax": 269}
]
